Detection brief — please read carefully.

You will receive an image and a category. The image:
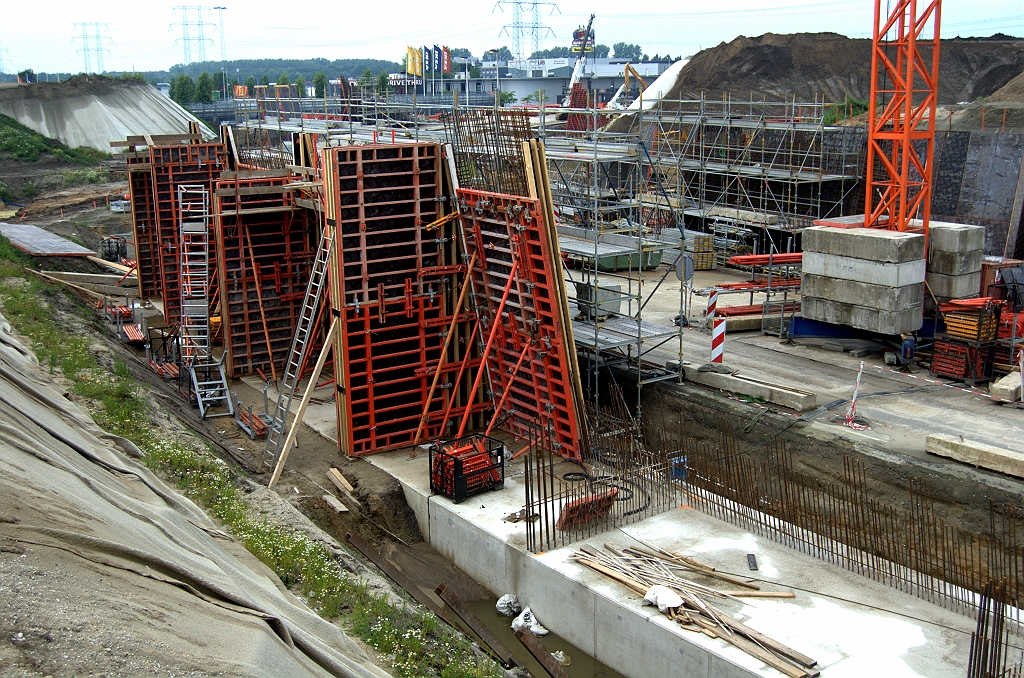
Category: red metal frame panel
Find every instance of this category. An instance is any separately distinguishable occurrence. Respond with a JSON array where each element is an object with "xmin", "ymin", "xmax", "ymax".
[
  {"xmin": 456, "ymin": 189, "xmax": 583, "ymax": 461},
  {"xmin": 149, "ymin": 143, "xmax": 226, "ymax": 325},
  {"xmin": 126, "ymin": 152, "xmax": 159, "ymax": 298},
  {"xmin": 215, "ymin": 173, "xmax": 316, "ymax": 378},
  {"xmin": 864, "ymin": 0, "xmax": 941, "ymax": 237},
  {"xmin": 327, "ymin": 144, "xmax": 481, "ymax": 456}
]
